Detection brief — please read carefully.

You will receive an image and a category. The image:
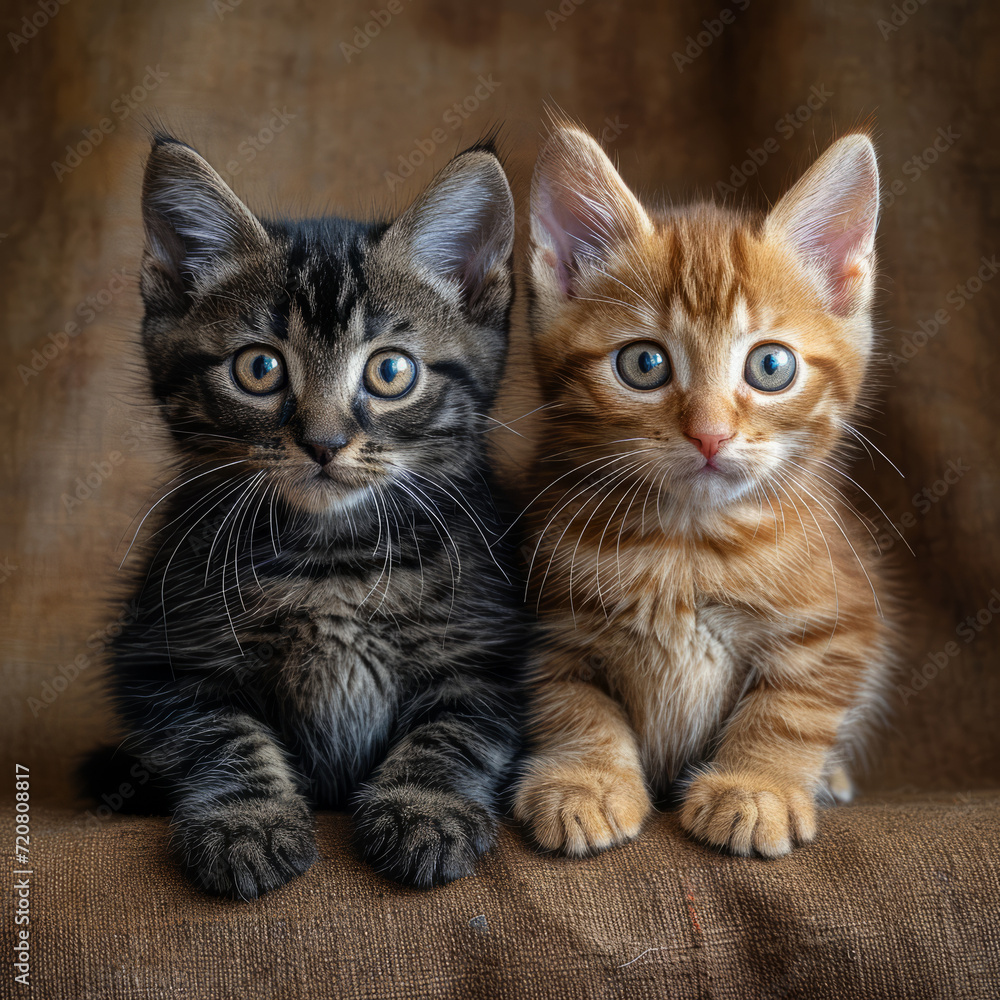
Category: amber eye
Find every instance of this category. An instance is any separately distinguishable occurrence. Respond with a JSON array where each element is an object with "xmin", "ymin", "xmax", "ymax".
[
  {"xmin": 364, "ymin": 350, "xmax": 417, "ymax": 399},
  {"xmin": 232, "ymin": 346, "xmax": 286, "ymax": 395},
  {"xmin": 745, "ymin": 343, "xmax": 796, "ymax": 392},
  {"xmin": 615, "ymin": 341, "xmax": 671, "ymax": 390}
]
